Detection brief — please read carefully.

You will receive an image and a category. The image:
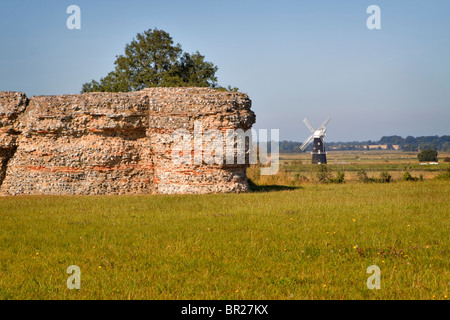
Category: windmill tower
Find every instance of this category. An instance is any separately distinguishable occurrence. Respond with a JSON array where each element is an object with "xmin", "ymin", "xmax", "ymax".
[{"xmin": 300, "ymin": 118, "xmax": 331, "ymax": 164}]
